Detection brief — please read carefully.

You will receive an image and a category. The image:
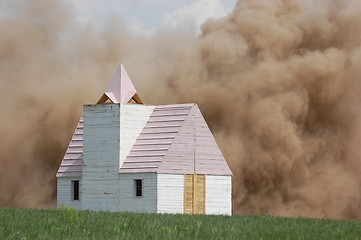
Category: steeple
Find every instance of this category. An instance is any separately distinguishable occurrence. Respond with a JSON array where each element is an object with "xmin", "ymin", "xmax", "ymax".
[{"xmin": 97, "ymin": 63, "xmax": 143, "ymax": 104}]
